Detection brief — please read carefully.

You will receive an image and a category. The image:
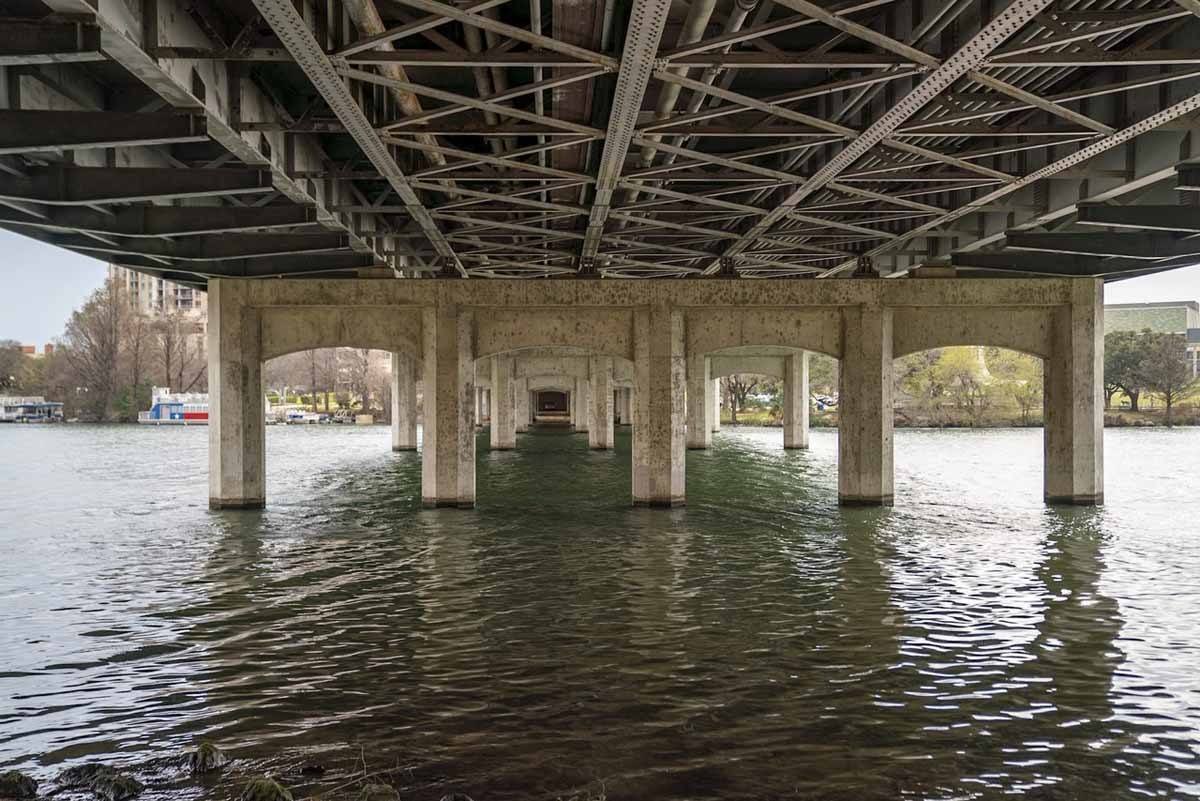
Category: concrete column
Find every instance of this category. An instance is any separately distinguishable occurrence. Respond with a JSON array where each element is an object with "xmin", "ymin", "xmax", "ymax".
[
  {"xmin": 473, "ymin": 386, "xmax": 483, "ymax": 427},
  {"xmin": 589, "ymin": 356, "xmax": 614, "ymax": 449},
  {"xmin": 633, "ymin": 305, "xmax": 685, "ymax": 506},
  {"xmin": 573, "ymin": 376, "xmax": 589, "ymax": 433},
  {"xmin": 390, "ymin": 351, "xmax": 417, "ymax": 451},
  {"xmin": 514, "ymin": 378, "xmax": 529, "ymax": 433},
  {"xmin": 421, "ymin": 304, "xmax": 475, "ymax": 508},
  {"xmin": 208, "ymin": 279, "xmax": 265, "ymax": 509},
  {"xmin": 1044, "ymin": 279, "xmax": 1104, "ymax": 505},
  {"xmin": 838, "ymin": 306, "xmax": 893, "ymax": 506},
  {"xmin": 686, "ymin": 353, "xmax": 711, "ymax": 449},
  {"xmin": 490, "ymin": 354, "xmax": 516, "ymax": 450},
  {"xmin": 711, "ymin": 378, "xmax": 721, "ymax": 432},
  {"xmin": 783, "ymin": 351, "xmax": 810, "ymax": 450}
]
